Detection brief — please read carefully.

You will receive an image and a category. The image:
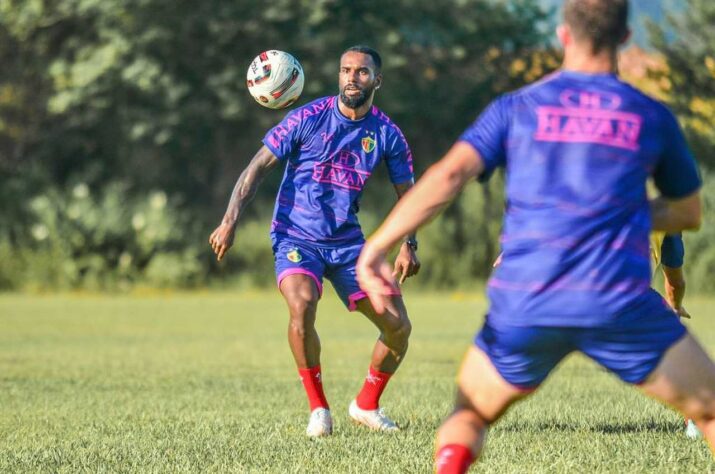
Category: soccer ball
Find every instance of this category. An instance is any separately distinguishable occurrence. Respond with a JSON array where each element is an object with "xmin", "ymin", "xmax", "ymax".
[{"xmin": 246, "ymin": 50, "xmax": 304, "ymax": 109}]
